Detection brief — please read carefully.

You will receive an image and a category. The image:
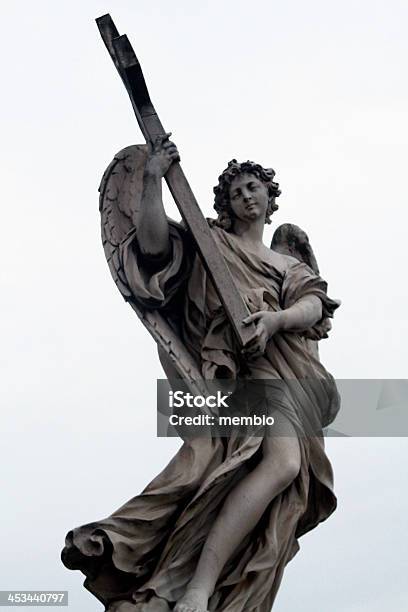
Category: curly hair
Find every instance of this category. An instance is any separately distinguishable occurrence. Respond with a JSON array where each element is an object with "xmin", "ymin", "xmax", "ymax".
[{"xmin": 213, "ymin": 159, "xmax": 281, "ymax": 230}]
